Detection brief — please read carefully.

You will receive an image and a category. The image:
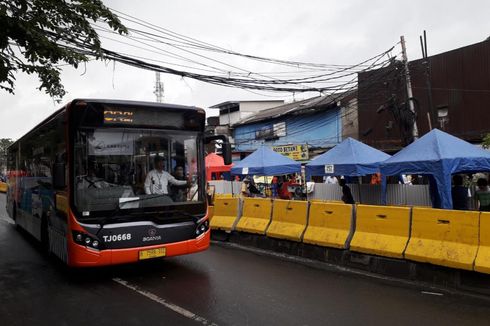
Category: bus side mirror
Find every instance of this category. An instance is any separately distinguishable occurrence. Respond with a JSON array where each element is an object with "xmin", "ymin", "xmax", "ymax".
[
  {"xmin": 221, "ymin": 141, "xmax": 232, "ymax": 165},
  {"xmin": 205, "ymin": 135, "xmax": 232, "ymax": 165},
  {"xmin": 53, "ymin": 163, "xmax": 66, "ymax": 189}
]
